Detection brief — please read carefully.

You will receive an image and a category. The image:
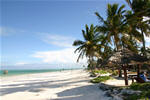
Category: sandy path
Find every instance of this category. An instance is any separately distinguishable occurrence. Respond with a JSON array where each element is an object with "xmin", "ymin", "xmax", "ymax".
[{"xmin": 0, "ymin": 70, "xmax": 111, "ymax": 100}]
